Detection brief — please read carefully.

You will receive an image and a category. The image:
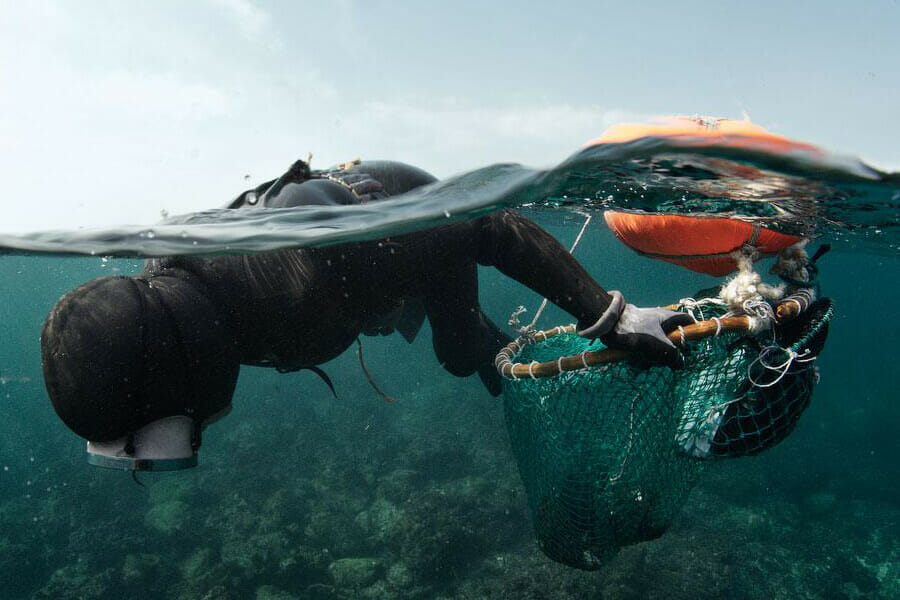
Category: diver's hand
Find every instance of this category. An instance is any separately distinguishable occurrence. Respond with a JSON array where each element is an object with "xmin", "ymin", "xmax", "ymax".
[{"xmin": 577, "ymin": 291, "xmax": 694, "ymax": 368}]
